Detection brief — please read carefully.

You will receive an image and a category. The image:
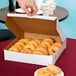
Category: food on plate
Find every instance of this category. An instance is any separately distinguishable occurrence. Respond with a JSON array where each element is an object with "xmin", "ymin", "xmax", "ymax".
[
  {"xmin": 47, "ymin": 64, "xmax": 62, "ymax": 74},
  {"xmin": 35, "ymin": 64, "xmax": 63, "ymax": 76},
  {"xmin": 37, "ymin": 68, "xmax": 54, "ymax": 76}
]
